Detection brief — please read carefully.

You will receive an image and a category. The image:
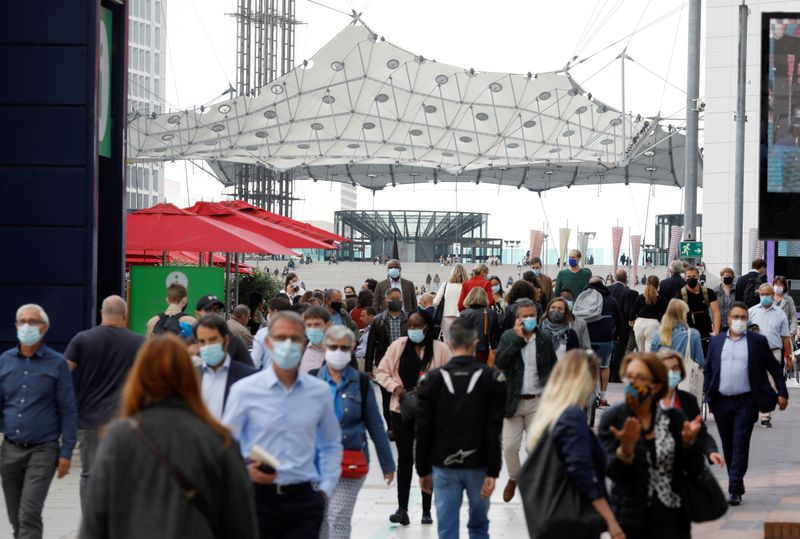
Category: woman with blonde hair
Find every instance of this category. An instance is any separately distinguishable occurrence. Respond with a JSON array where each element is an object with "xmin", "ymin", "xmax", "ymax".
[
  {"xmin": 630, "ymin": 275, "xmax": 667, "ymax": 352},
  {"xmin": 432, "ymin": 263, "xmax": 469, "ymax": 344},
  {"xmin": 649, "ymin": 299, "xmax": 705, "ymax": 400},
  {"xmin": 459, "ymin": 287, "xmax": 500, "ymax": 363},
  {"xmin": 522, "ymin": 350, "xmax": 624, "ymax": 539},
  {"xmin": 80, "ymin": 335, "xmax": 257, "ymax": 539}
]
